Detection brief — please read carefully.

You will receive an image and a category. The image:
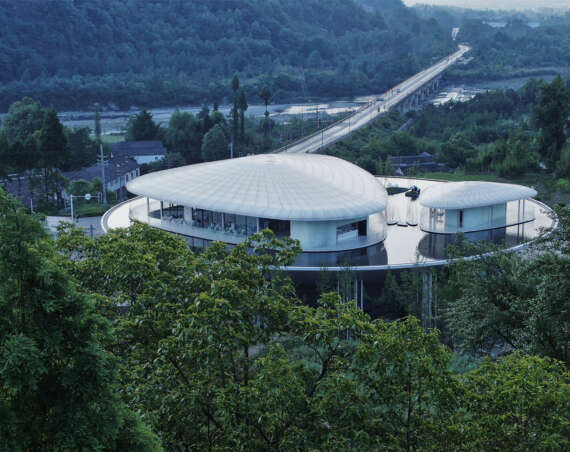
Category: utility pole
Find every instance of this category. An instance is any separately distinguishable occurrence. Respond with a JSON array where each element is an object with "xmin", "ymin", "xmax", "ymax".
[{"xmin": 99, "ymin": 144, "xmax": 107, "ymax": 206}]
